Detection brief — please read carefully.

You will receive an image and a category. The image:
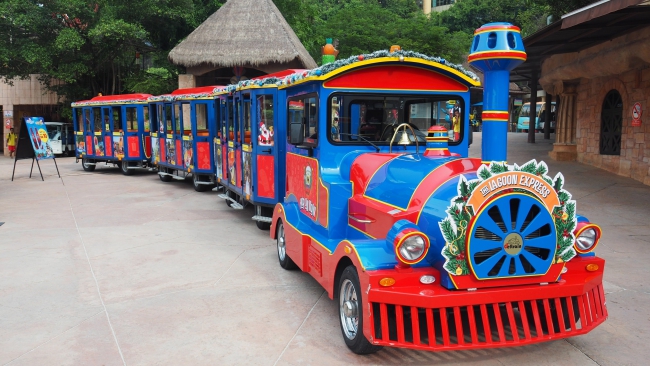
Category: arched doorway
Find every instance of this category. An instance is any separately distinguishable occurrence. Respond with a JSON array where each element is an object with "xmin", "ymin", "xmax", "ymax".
[{"xmin": 599, "ymin": 89, "xmax": 623, "ymax": 155}]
